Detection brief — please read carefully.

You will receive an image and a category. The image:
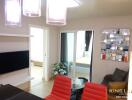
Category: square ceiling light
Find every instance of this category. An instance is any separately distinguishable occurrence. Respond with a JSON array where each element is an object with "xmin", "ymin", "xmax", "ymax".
[
  {"xmin": 65, "ymin": 0, "xmax": 80, "ymax": 8},
  {"xmin": 5, "ymin": 0, "xmax": 21, "ymax": 26},
  {"xmin": 23, "ymin": 0, "xmax": 41, "ymax": 17},
  {"xmin": 46, "ymin": 0, "xmax": 80, "ymax": 26}
]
